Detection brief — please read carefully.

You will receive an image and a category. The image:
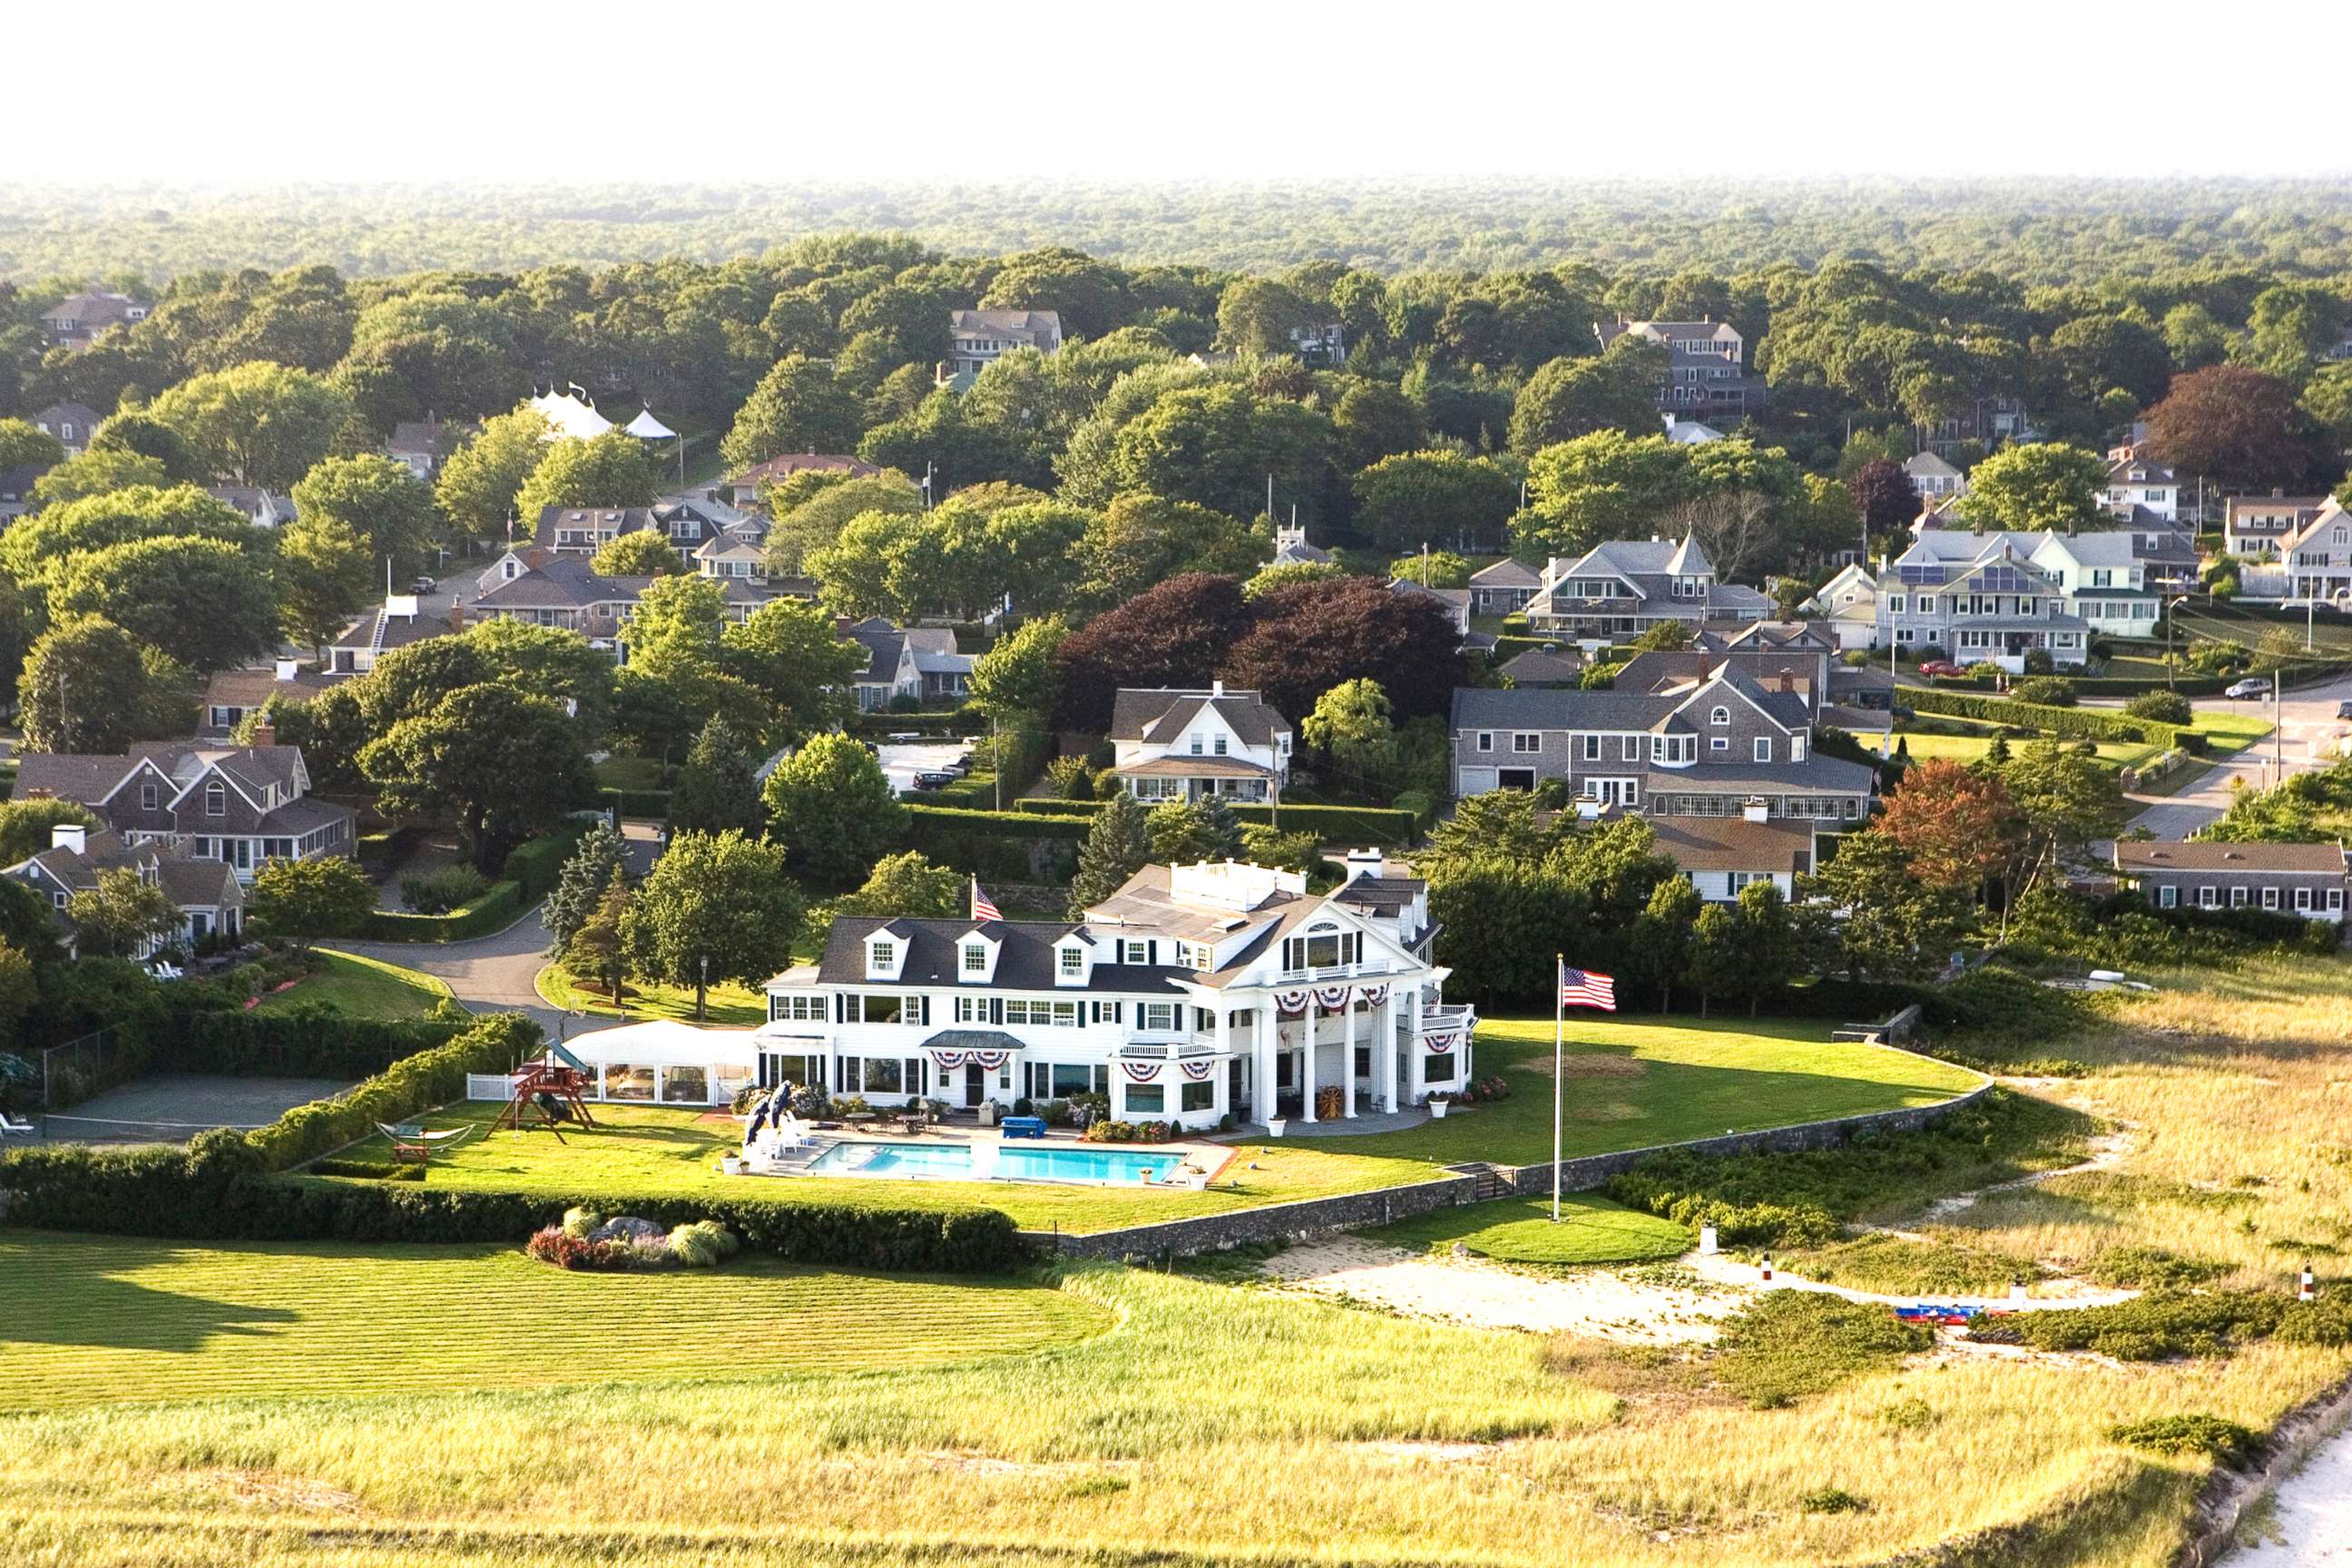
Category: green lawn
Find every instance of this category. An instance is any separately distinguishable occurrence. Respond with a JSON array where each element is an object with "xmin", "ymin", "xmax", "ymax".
[
  {"xmin": 2188, "ymin": 708, "xmax": 2274, "ymax": 754},
  {"xmin": 593, "ymin": 754, "xmax": 670, "ymax": 792},
  {"xmin": 0, "ymin": 1231, "xmax": 1106, "ymax": 1411},
  {"xmin": 537, "ymin": 963, "xmax": 769, "ymax": 1027},
  {"xmin": 253, "ymin": 950, "xmax": 456, "ymax": 1019},
  {"xmin": 1893, "ymin": 731, "xmax": 2158, "ymax": 772},
  {"xmin": 1364, "ymin": 1191, "xmax": 1691, "ymax": 1266},
  {"xmin": 320, "ymin": 1015, "xmax": 1979, "ymax": 1235}
]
